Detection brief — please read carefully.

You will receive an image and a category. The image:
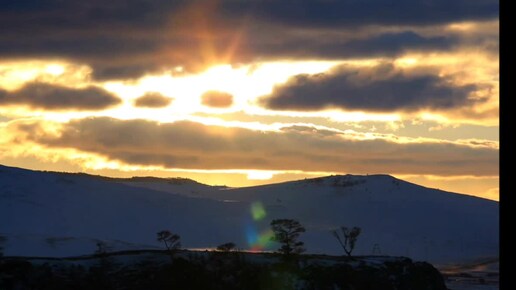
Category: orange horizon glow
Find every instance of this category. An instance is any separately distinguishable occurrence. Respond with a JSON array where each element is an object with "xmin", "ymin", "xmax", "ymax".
[{"xmin": 0, "ymin": 21, "xmax": 499, "ymax": 202}]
